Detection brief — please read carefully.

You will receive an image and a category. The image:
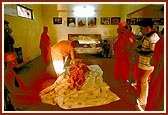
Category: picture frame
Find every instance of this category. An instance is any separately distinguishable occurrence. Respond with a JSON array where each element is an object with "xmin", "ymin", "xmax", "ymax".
[
  {"xmin": 17, "ymin": 4, "xmax": 33, "ymax": 20},
  {"xmin": 77, "ymin": 17, "xmax": 86, "ymax": 27},
  {"xmin": 131, "ymin": 18, "xmax": 138, "ymax": 25},
  {"xmin": 53, "ymin": 17, "xmax": 62, "ymax": 24},
  {"xmin": 101, "ymin": 17, "xmax": 110, "ymax": 25},
  {"xmin": 126, "ymin": 19, "xmax": 131, "ymax": 25},
  {"xmin": 88, "ymin": 17, "xmax": 96, "ymax": 28},
  {"xmin": 136, "ymin": 18, "xmax": 144, "ymax": 25},
  {"xmin": 67, "ymin": 17, "xmax": 76, "ymax": 27},
  {"xmin": 111, "ymin": 17, "xmax": 120, "ymax": 25}
]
